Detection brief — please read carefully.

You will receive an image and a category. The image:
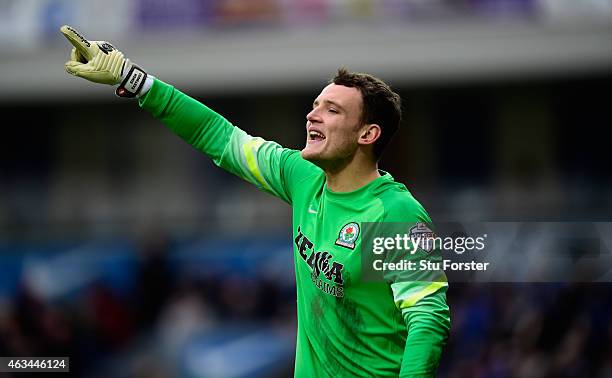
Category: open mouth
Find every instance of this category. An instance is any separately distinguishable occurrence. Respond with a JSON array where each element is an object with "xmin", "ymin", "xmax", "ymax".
[{"xmin": 308, "ymin": 130, "xmax": 326, "ymax": 142}]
